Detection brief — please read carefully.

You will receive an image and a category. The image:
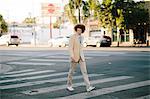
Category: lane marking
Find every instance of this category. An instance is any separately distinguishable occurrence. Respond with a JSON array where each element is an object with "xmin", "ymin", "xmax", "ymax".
[
  {"xmin": 58, "ymin": 80, "xmax": 150, "ymax": 99},
  {"xmin": 22, "ymin": 76, "xmax": 132, "ymax": 95}
]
